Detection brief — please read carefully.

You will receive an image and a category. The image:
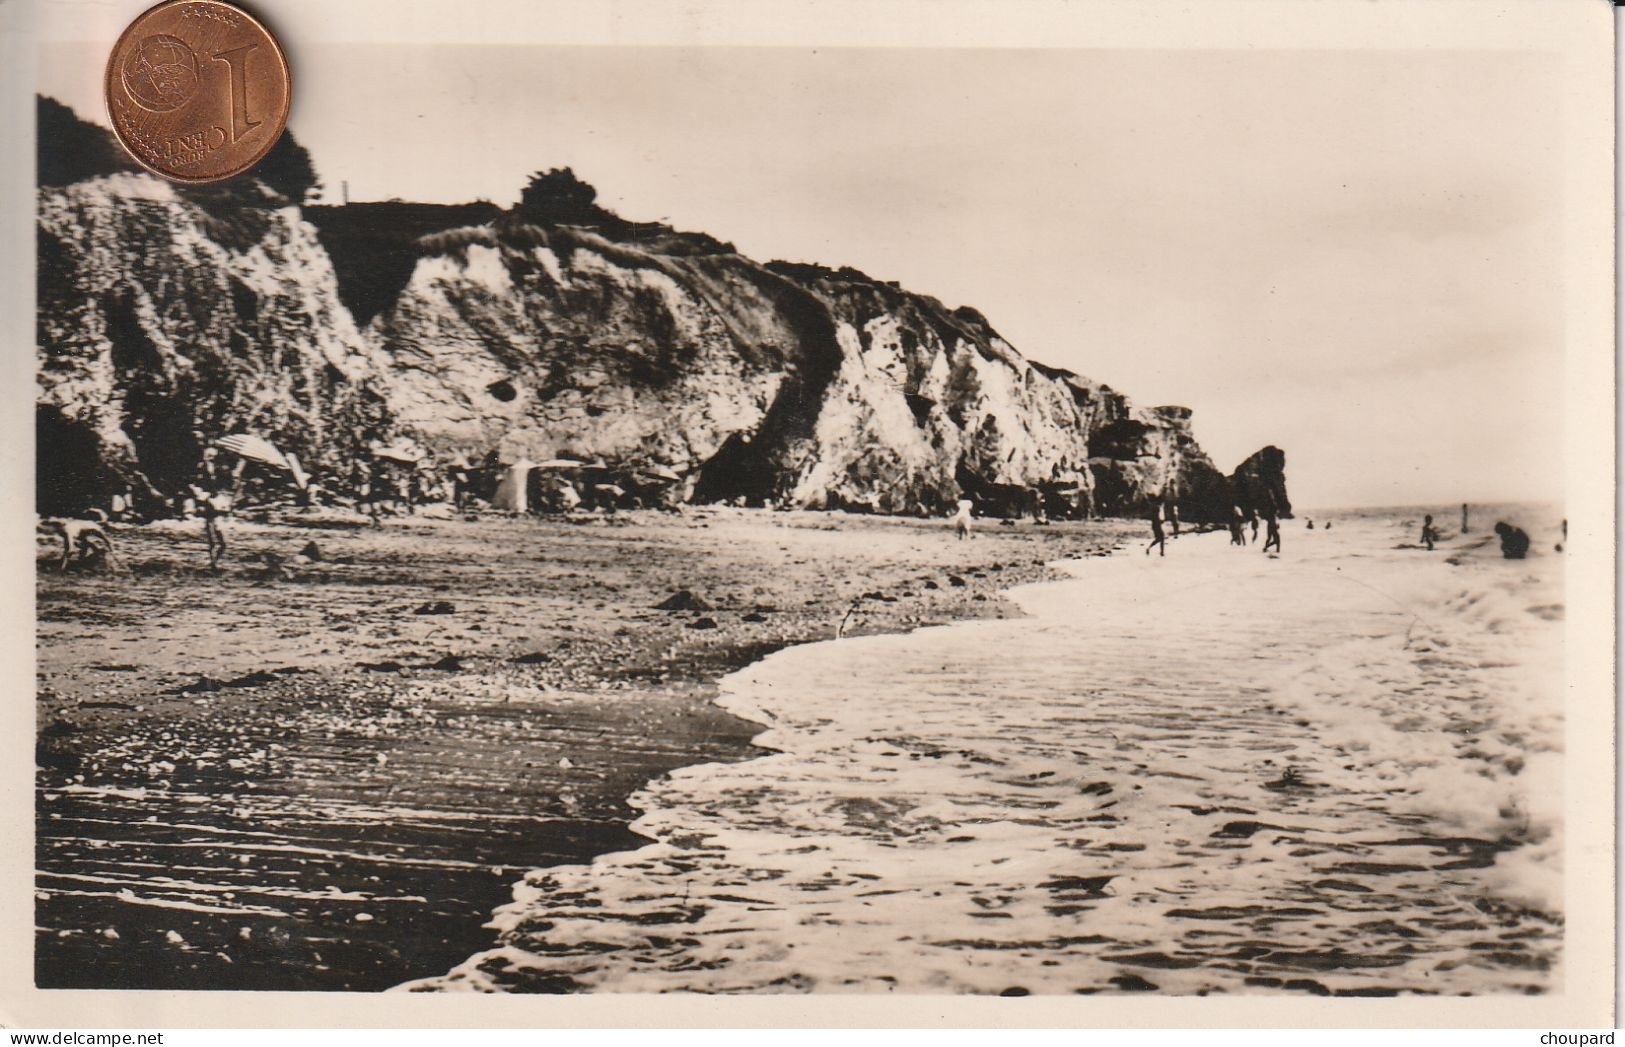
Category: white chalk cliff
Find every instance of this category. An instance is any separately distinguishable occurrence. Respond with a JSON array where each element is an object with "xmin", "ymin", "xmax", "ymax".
[{"xmin": 35, "ymin": 98, "xmax": 1285, "ymax": 520}]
